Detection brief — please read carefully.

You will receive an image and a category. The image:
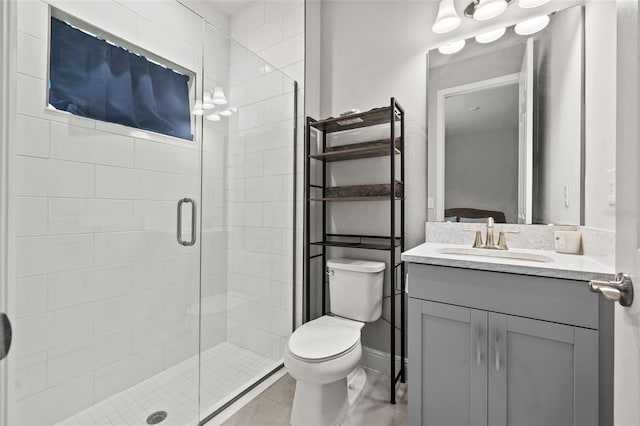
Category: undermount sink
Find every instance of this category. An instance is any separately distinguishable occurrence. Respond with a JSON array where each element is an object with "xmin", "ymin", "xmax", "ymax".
[{"xmin": 437, "ymin": 247, "xmax": 554, "ymax": 263}]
